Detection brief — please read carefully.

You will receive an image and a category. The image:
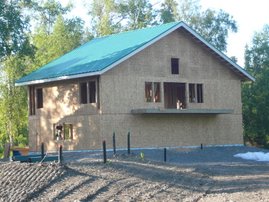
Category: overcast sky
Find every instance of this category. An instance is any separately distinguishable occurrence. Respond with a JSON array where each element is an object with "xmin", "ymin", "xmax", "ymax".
[{"xmin": 61, "ymin": 0, "xmax": 269, "ymax": 67}]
